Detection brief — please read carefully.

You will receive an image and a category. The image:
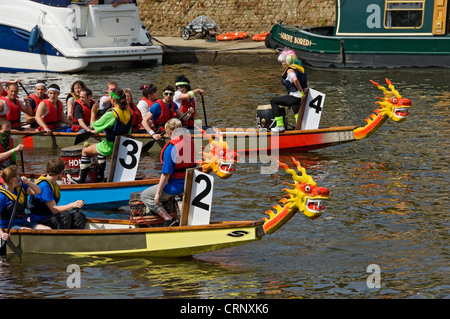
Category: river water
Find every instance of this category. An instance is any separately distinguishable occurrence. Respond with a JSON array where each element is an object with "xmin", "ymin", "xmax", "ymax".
[{"xmin": 0, "ymin": 63, "xmax": 448, "ymax": 301}]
